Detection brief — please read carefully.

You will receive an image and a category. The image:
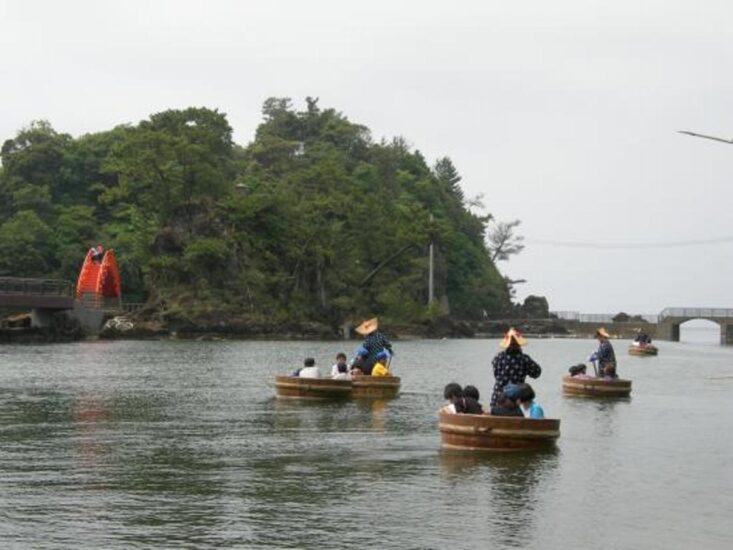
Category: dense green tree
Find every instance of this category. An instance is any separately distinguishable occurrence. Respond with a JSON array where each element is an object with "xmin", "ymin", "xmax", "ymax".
[
  {"xmin": 0, "ymin": 99, "xmax": 515, "ymax": 329},
  {"xmin": 0, "ymin": 211, "xmax": 55, "ymax": 276}
]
